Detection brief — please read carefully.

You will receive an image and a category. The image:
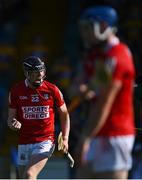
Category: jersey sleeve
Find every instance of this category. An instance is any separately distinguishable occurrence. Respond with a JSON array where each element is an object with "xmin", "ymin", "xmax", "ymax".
[
  {"xmin": 9, "ymin": 86, "xmax": 18, "ymax": 109},
  {"xmin": 53, "ymin": 85, "xmax": 65, "ymax": 107},
  {"xmin": 112, "ymin": 44, "xmax": 134, "ymax": 82}
]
